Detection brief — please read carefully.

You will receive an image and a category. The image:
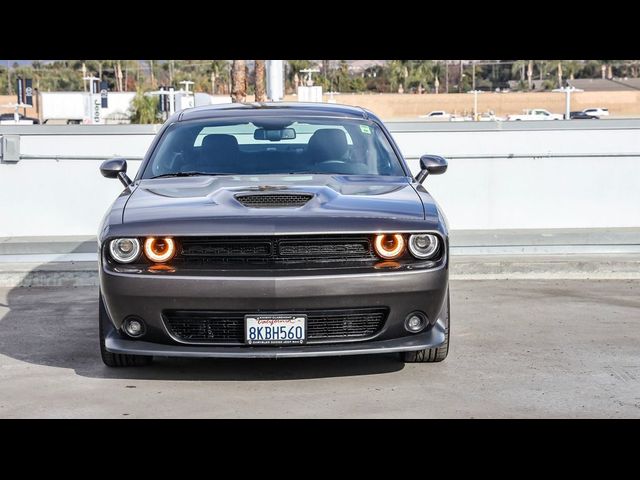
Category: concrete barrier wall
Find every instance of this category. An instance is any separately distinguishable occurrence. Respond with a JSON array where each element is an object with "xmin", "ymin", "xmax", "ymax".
[{"xmin": 1, "ymin": 120, "xmax": 639, "ymax": 236}]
